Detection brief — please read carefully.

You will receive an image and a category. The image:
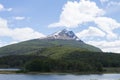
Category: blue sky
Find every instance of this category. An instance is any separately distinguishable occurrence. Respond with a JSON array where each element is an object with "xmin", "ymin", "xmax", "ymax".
[{"xmin": 0, "ymin": 0, "xmax": 120, "ymax": 53}]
